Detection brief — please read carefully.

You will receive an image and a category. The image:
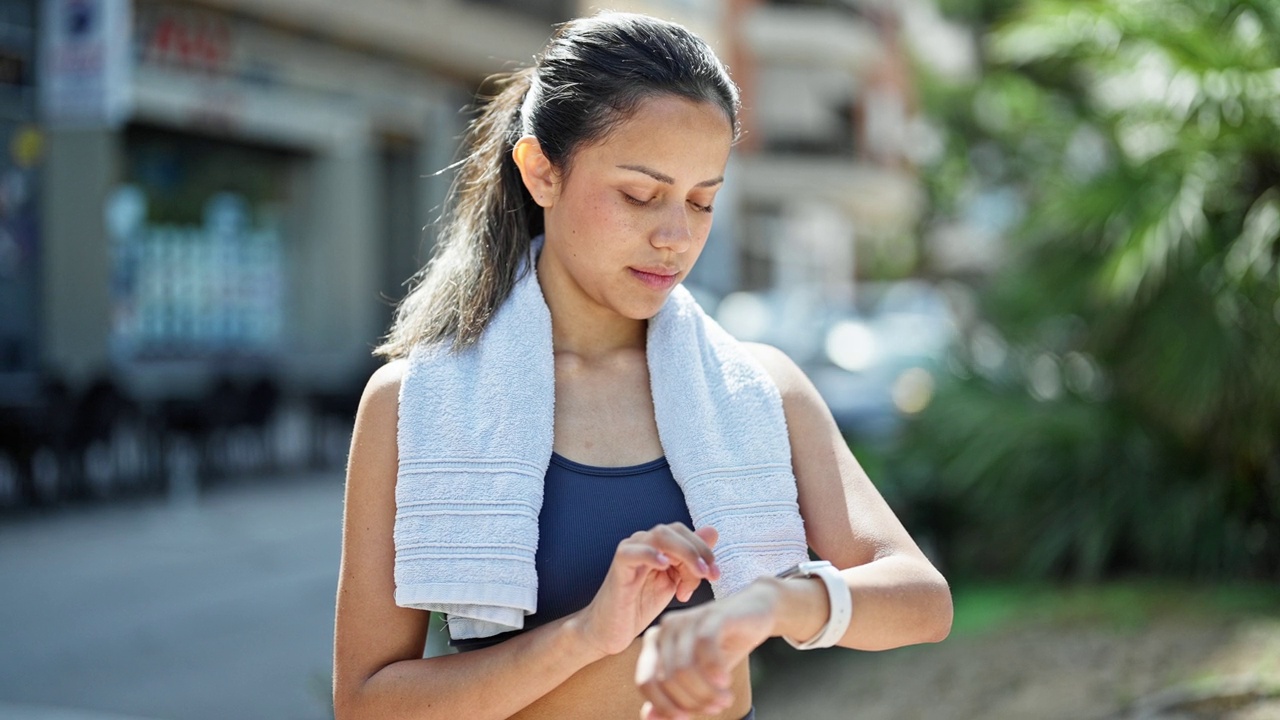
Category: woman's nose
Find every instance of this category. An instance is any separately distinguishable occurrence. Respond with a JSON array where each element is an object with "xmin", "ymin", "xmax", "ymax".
[{"xmin": 651, "ymin": 204, "xmax": 695, "ymax": 253}]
